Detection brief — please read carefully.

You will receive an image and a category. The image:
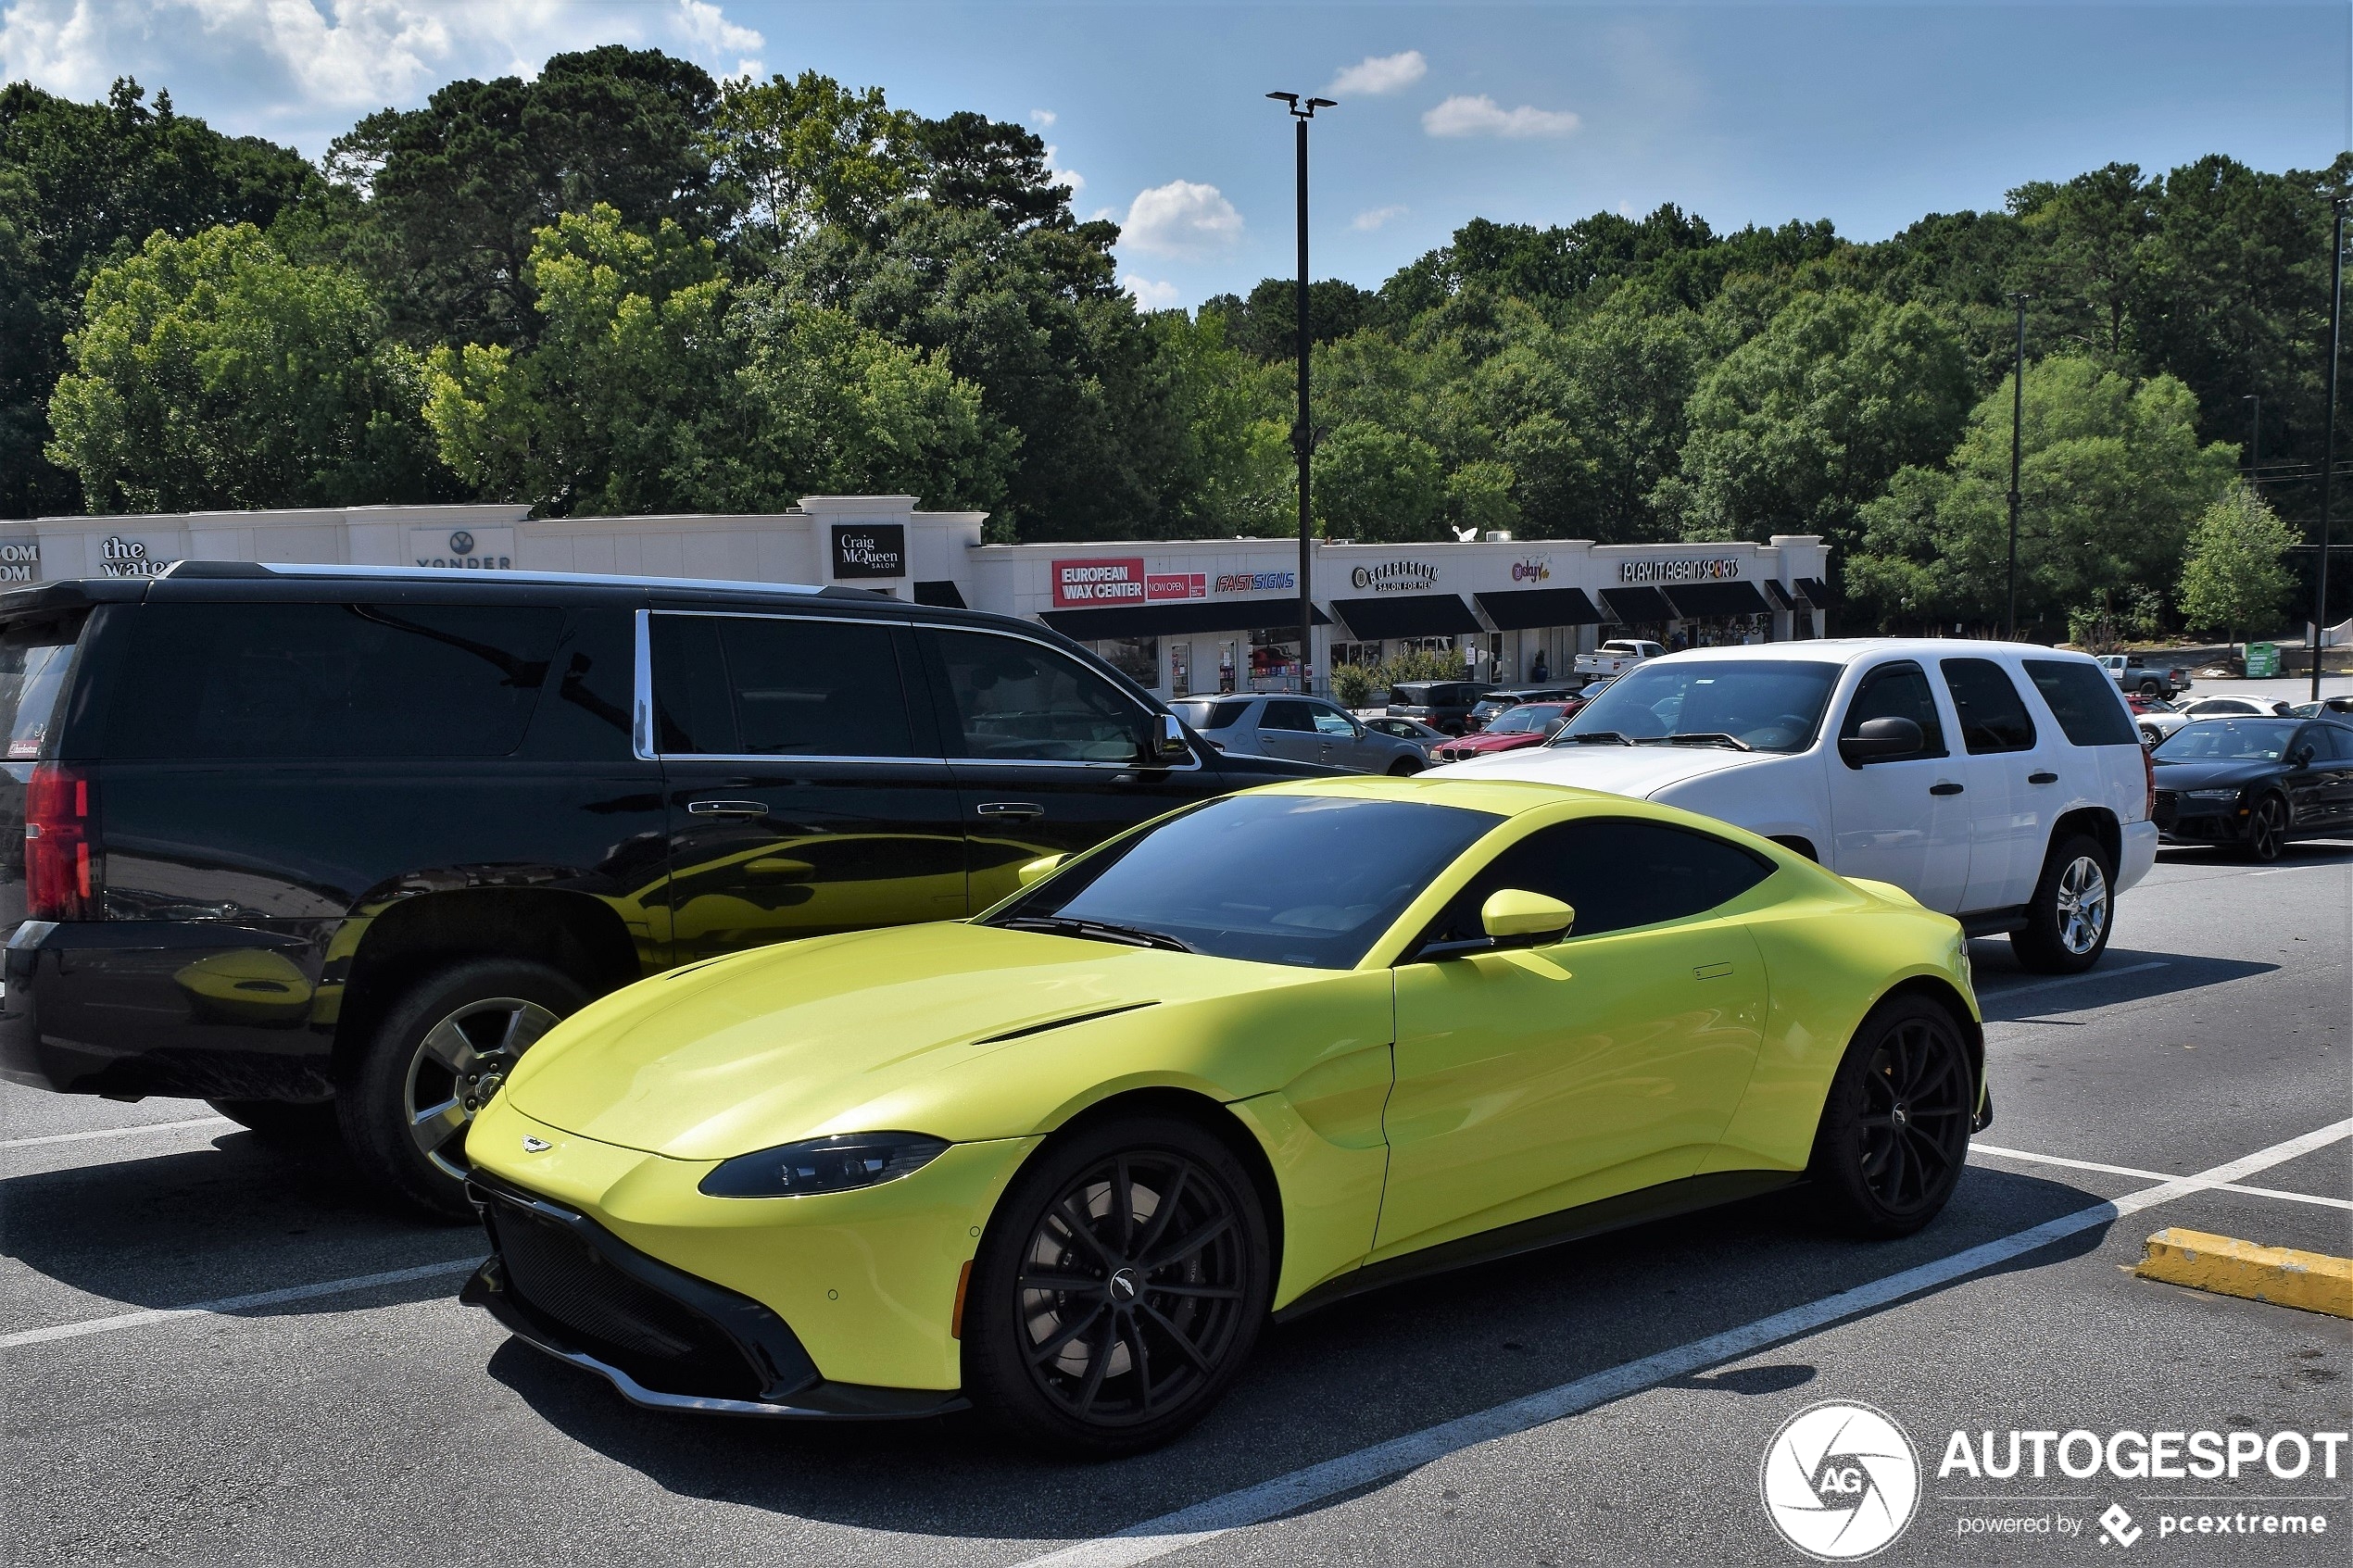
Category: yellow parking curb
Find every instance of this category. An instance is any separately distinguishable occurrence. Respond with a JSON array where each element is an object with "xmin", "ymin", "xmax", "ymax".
[{"xmin": 2132, "ymin": 1228, "xmax": 2353, "ymax": 1319}]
